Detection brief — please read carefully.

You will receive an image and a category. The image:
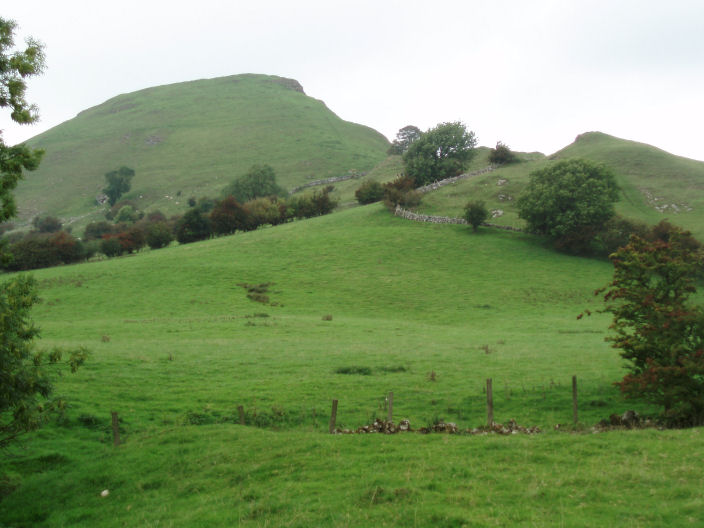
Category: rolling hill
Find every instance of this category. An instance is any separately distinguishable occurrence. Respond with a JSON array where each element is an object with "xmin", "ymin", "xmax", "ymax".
[
  {"xmin": 418, "ymin": 131, "xmax": 704, "ymax": 238},
  {"xmin": 14, "ymin": 74, "xmax": 390, "ymax": 230}
]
